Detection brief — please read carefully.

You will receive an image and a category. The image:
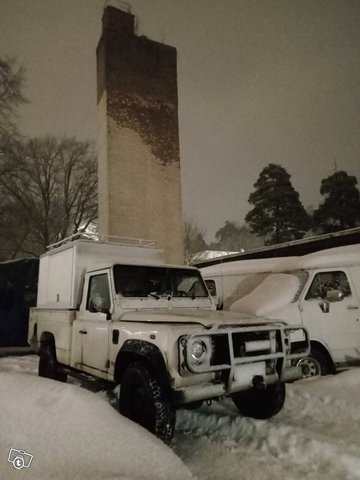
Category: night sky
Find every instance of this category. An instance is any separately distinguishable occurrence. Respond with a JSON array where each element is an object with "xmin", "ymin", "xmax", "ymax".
[{"xmin": 1, "ymin": 0, "xmax": 359, "ymax": 240}]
